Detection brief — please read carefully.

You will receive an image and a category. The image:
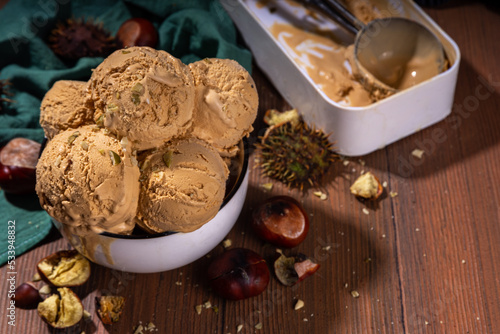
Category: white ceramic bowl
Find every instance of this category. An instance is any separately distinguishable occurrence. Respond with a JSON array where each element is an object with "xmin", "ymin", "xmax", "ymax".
[
  {"xmin": 54, "ymin": 142, "xmax": 249, "ymax": 273},
  {"xmin": 222, "ymin": 0, "xmax": 460, "ymax": 156}
]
